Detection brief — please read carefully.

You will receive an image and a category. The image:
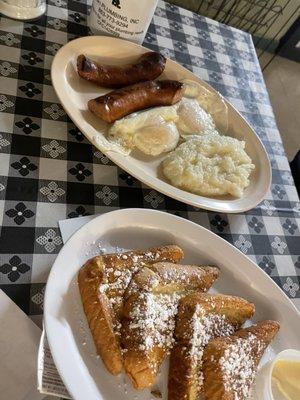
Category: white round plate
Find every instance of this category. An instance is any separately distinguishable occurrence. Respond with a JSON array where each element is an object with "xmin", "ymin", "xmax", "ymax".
[
  {"xmin": 44, "ymin": 209, "xmax": 299, "ymax": 400},
  {"xmin": 51, "ymin": 36, "xmax": 271, "ymax": 213}
]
